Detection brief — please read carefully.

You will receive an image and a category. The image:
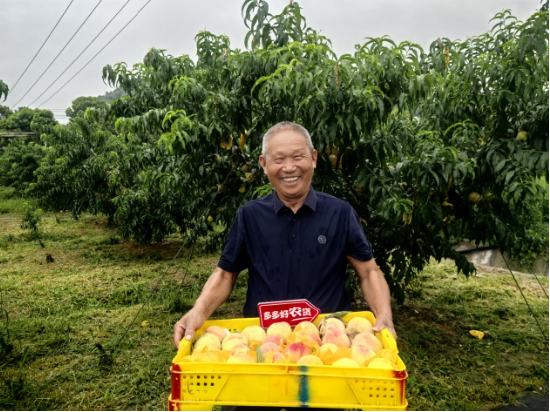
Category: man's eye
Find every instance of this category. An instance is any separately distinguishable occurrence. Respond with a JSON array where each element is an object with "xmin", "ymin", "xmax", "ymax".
[
  {"xmin": 274, "ymin": 157, "xmax": 284, "ymax": 163},
  {"xmin": 293, "ymin": 155, "xmax": 303, "ymax": 160}
]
